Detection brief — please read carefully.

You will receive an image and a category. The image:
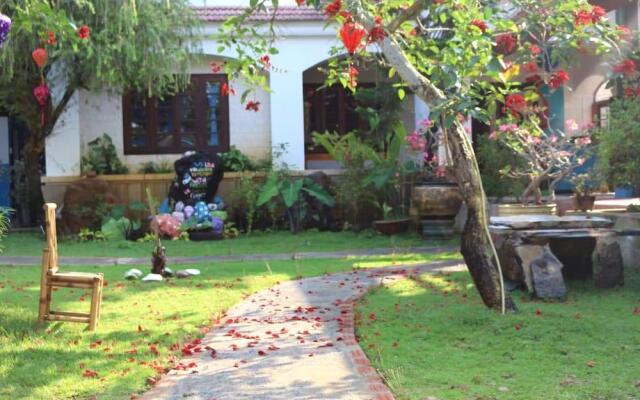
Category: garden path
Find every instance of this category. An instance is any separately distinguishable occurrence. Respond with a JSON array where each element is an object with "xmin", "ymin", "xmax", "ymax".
[
  {"xmin": 141, "ymin": 260, "xmax": 466, "ymax": 400},
  {"xmin": 0, "ymin": 245, "xmax": 457, "ymax": 266}
]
